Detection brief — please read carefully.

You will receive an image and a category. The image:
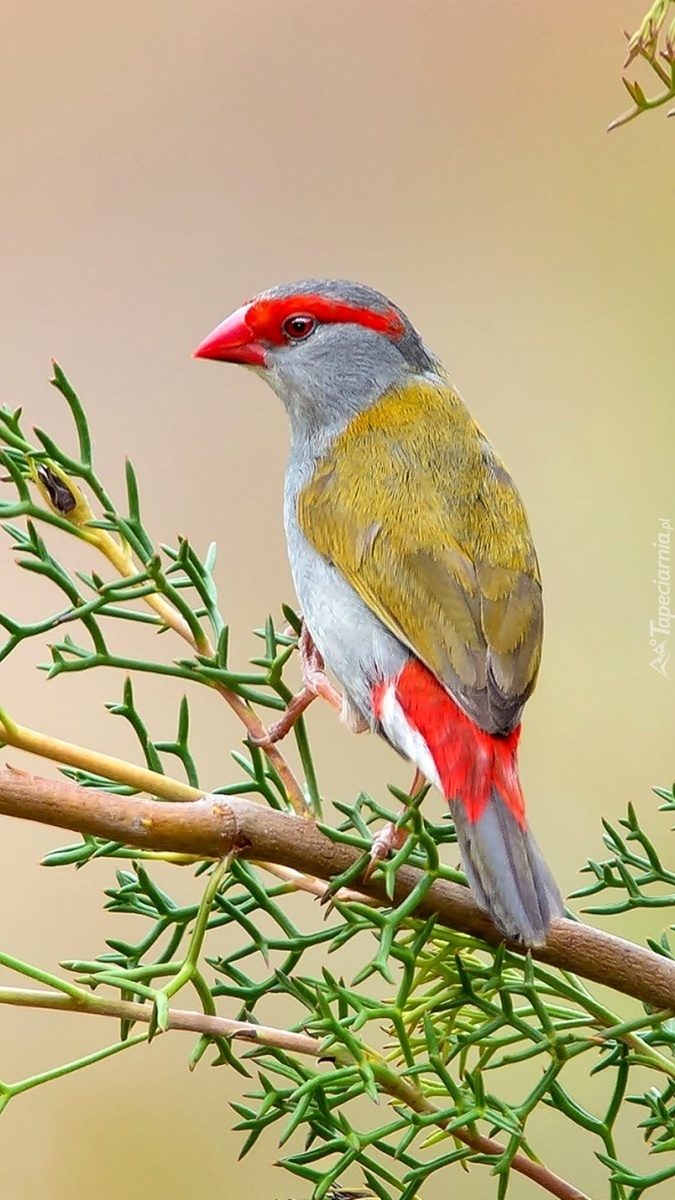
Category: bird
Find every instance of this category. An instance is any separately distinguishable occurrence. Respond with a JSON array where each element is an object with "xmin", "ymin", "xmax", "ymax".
[{"xmin": 194, "ymin": 279, "xmax": 563, "ymax": 946}]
